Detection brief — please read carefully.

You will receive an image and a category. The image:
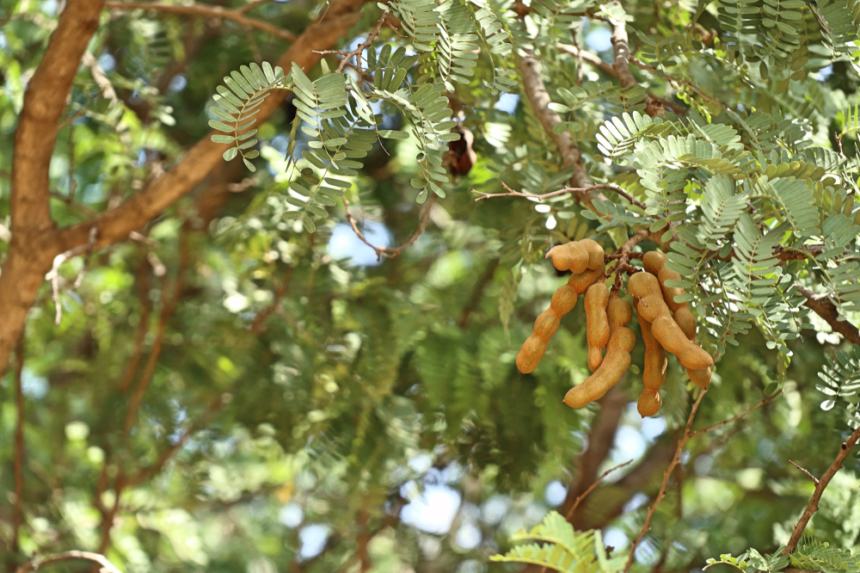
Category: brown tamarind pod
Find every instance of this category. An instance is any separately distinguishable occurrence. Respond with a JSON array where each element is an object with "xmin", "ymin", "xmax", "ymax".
[
  {"xmin": 642, "ymin": 250, "xmax": 667, "ymax": 276},
  {"xmin": 517, "ymin": 268, "xmax": 598, "ymax": 374},
  {"xmin": 658, "ymin": 267, "xmax": 686, "ymax": 312},
  {"xmin": 585, "ymin": 283, "xmax": 610, "ymax": 372},
  {"xmin": 637, "ymin": 312, "xmax": 667, "ymax": 392},
  {"xmin": 516, "ymin": 334, "xmax": 549, "ymax": 374},
  {"xmin": 688, "ymin": 366, "xmax": 712, "ymax": 388},
  {"xmin": 533, "ymin": 309, "xmax": 561, "ymax": 339},
  {"xmin": 546, "ymin": 242, "xmax": 589, "ymax": 274},
  {"xmin": 651, "ymin": 316, "xmax": 713, "ymax": 370},
  {"xmin": 673, "ymin": 307, "xmax": 697, "ymax": 341},
  {"xmin": 569, "ymin": 263, "xmax": 606, "ymax": 295},
  {"xmin": 642, "ymin": 250, "xmax": 685, "ymax": 312},
  {"xmin": 637, "ymin": 388, "xmax": 662, "ymax": 417},
  {"xmin": 627, "ymin": 272, "xmax": 668, "ymax": 323},
  {"xmin": 564, "ymin": 296, "xmax": 635, "ymax": 408},
  {"xmin": 579, "ymin": 239, "xmax": 605, "ymax": 270},
  {"xmin": 607, "ymin": 293, "xmax": 633, "ymax": 326},
  {"xmin": 550, "ymin": 284, "xmax": 578, "ymax": 315},
  {"xmin": 628, "ymin": 272, "xmax": 713, "ymax": 371}
]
